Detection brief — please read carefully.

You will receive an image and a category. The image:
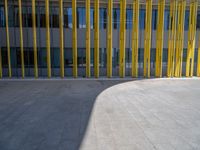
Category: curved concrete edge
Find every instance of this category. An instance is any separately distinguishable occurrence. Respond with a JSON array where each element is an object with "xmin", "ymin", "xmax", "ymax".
[{"xmin": 80, "ymin": 78, "xmax": 200, "ymax": 150}]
